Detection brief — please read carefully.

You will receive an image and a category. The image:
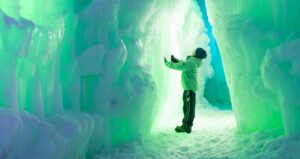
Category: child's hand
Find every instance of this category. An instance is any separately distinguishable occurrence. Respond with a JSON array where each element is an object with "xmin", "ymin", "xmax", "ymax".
[{"xmin": 171, "ymin": 55, "xmax": 180, "ymax": 63}]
